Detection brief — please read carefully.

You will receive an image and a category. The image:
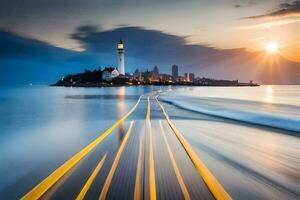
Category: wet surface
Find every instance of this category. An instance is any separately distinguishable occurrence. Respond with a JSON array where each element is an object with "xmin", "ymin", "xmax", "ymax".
[
  {"xmin": 33, "ymin": 96, "xmax": 214, "ymax": 200},
  {"xmin": 0, "ymin": 86, "xmax": 299, "ymax": 200},
  {"xmin": 161, "ymin": 100, "xmax": 300, "ymax": 200}
]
